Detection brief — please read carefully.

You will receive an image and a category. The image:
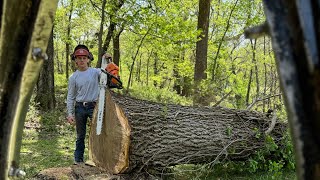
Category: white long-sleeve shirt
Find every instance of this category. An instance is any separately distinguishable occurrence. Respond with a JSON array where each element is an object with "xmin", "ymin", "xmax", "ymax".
[{"xmin": 67, "ymin": 67, "xmax": 101, "ymax": 116}]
